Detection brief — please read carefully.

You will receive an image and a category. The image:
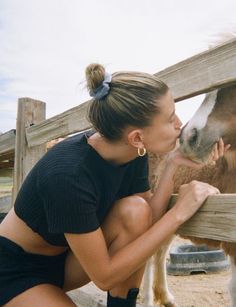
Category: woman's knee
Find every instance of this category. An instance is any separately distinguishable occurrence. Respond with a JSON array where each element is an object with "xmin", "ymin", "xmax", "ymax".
[{"xmin": 117, "ymin": 196, "xmax": 152, "ymax": 235}]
